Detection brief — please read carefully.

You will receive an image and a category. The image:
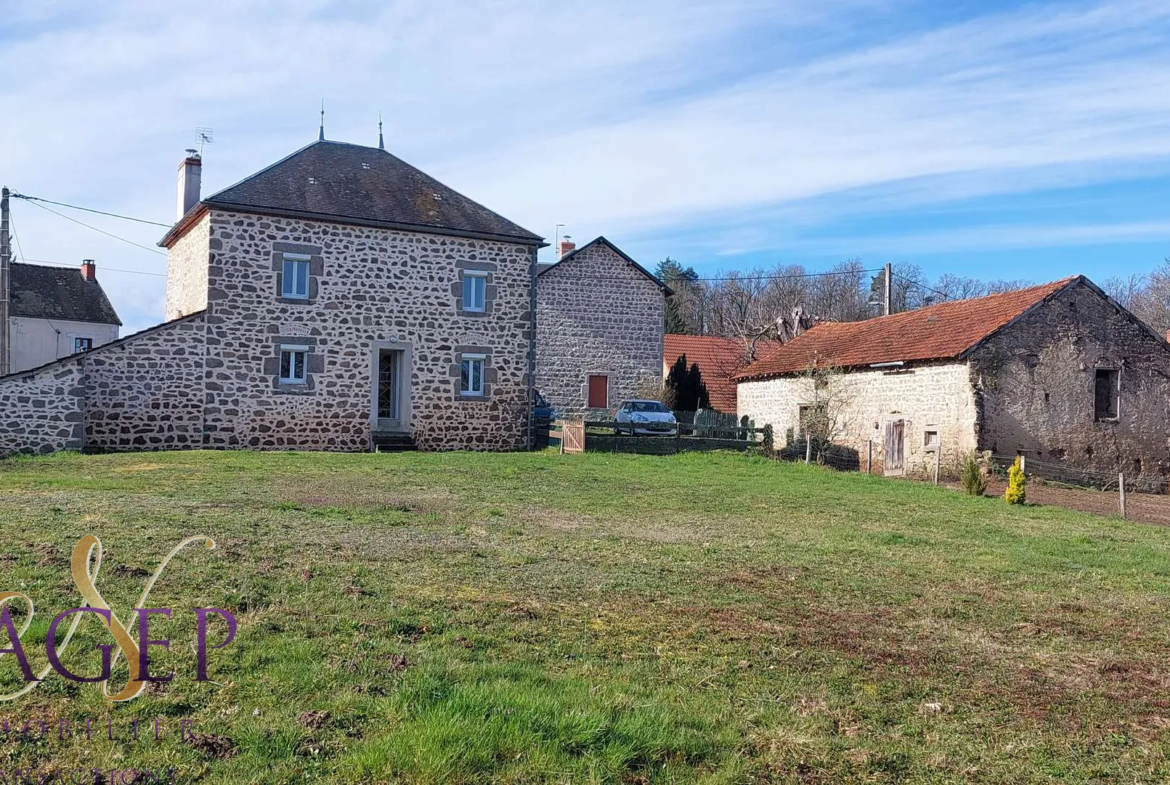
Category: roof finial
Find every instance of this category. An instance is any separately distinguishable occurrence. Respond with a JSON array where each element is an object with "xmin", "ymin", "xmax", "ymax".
[
  {"xmin": 378, "ymin": 112, "xmax": 385, "ymax": 150},
  {"xmin": 319, "ymin": 100, "xmax": 325, "ymax": 141}
]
